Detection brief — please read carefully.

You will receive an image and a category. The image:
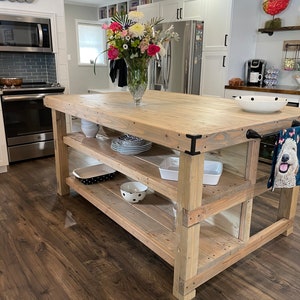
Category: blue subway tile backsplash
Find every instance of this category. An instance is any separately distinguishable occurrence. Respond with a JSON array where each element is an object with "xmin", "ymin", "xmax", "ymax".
[{"xmin": 0, "ymin": 52, "xmax": 57, "ymax": 83}]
